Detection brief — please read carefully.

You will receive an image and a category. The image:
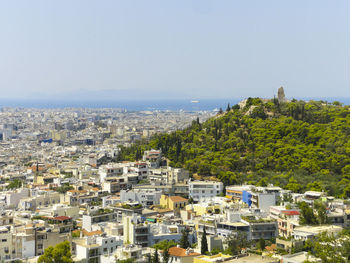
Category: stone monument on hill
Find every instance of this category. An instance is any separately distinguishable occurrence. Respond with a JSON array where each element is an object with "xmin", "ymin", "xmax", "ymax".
[{"xmin": 278, "ymin": 87, "xmax": 286, "ymax": 102}]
